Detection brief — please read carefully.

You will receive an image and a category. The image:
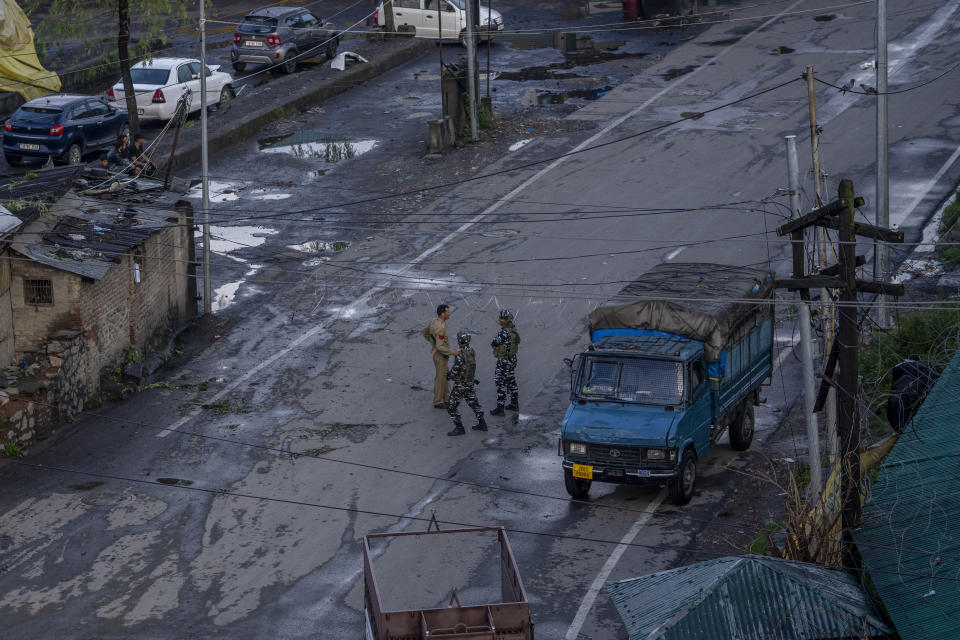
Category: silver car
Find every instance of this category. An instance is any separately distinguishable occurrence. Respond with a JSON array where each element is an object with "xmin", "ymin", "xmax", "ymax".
[{"xmin": 231, "ymin": 7, "xmax": 340, "ymax": 74}]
